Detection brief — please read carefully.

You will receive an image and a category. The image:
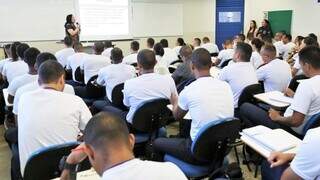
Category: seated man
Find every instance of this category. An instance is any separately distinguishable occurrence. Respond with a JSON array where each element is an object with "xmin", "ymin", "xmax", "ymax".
[
  {"xmin": 55, "ymin": 36, "xmax": 75, "ymax": 68},
  {"xmin": 66, "ymin": 42, "xmax": 88, "ymax": 86},
  {"xmin": 60, "ymin": 112, "xmax": 187, "ymax": 180},
  {"xmin": 201, "ymin": 37, "xmax": 219, "ymax": 54},
  {"xmin": 262, "ymin": 126, "xmax": 320, "ymax": 180},
  {"xmin": 153, "ymin": 48, "xmax": 234, "ymax": 164},
  {"xmin": 171, "ymin": 45, "xmax": 195, "ymax": 86},
  {"xmin": 101, "ymin": 40, "xmax": 114, "ymax": 58},
  {"xmin": 214, "ymin": 39, "xmax": 234, "ymax": 67},
  {"xmin": 192, "ymin": 38, "xmax": 201, "ymax": 50},
  {"xmin": 160, "ymin": 39, "xmax": 179, "ymax": 65},
  {"xmin": 122, "ymin": 41, "xmax": 139, "ymax": 65},
  {"xmin": 219, "ymin": 42, "xmax": 258, "ymax": 114},
  {"xmin": 280, "ymin": 33, "xmax": 296, "ymax": 61},
  {"xmin": 256, "ymin": 44, "xmax": 292, "ymax": 92},
  {"xmin": 240, "ymin": 46, "xmax": 320, "ymax": 136},
  {"xmin": 104, "ymin": 49, "xmax": 177, "ymax": 128},
  {"xmin": 146, "ymin": 38, "xmax": 155, "ymax": 50},
  {"xmin": 18, "ymin": 60, "xmax": 92, "ymax": 175},
  {"xmin": 7, "ymin": 47, "xmax": 40, "ymax": 104},
  {"xmin": 92, "ymin": 48, "xmax": 136, "ymax": 113}
]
